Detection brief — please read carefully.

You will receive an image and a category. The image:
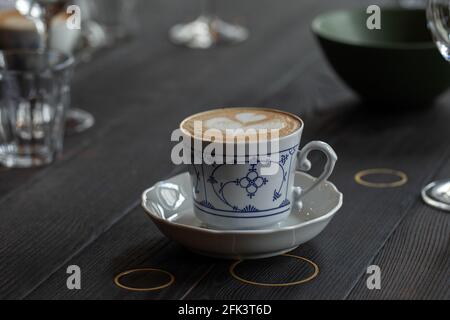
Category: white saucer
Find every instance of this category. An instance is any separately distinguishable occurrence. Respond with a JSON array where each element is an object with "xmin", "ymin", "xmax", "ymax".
[{"xmin": 142, "ymin": 172, "xmax": 343, "ymax": 260}]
